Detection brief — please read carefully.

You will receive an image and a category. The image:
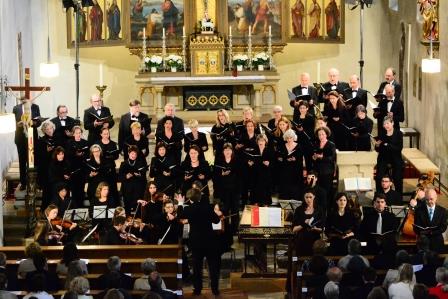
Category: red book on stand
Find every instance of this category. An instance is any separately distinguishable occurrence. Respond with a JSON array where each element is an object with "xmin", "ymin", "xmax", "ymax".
[{"xmin": 251, "ymin": 206, "xmax": 260, "ymax": 227}]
